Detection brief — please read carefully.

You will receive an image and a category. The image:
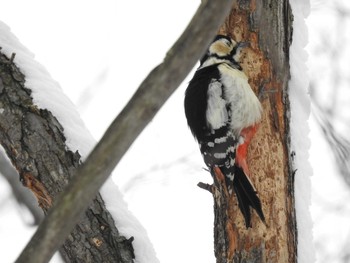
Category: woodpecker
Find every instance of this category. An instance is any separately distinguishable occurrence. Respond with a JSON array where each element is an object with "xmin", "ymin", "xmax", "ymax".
[{"xmin": 184, "ymin": 35, "xmax": 265, "ymax": 228}]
